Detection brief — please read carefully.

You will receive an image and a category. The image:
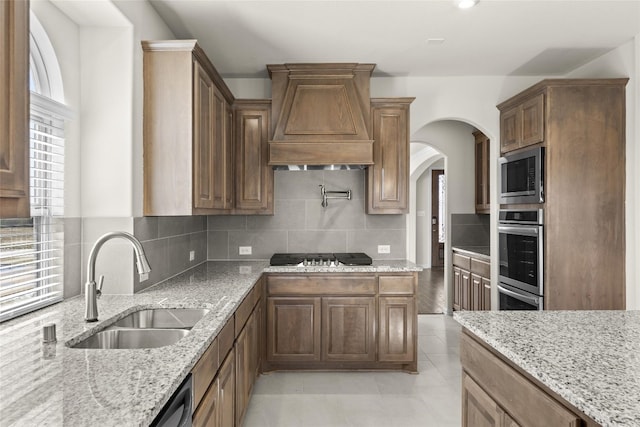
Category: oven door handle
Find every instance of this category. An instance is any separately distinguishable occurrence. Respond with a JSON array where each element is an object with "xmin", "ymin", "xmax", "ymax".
[
  {"xmin": 497, "ymin": 284, "xmax": 540, "ymax": 305},
  {"xmin": 498, "ymin": 225, "xmax": 539, "ymax": 236}
]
